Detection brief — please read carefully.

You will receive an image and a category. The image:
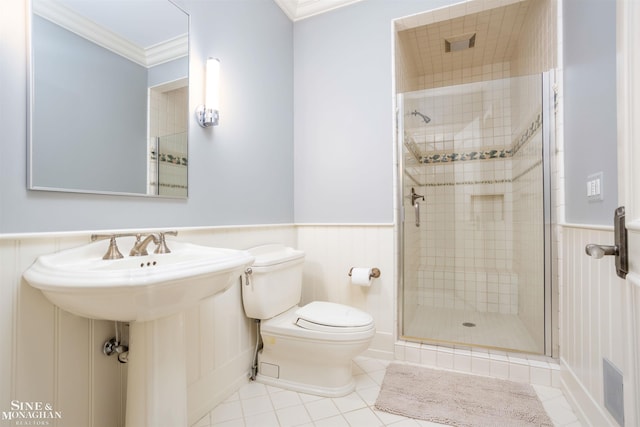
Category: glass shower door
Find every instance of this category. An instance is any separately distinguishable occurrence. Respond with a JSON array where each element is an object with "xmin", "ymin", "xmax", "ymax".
[{"xmin": 399, "ymin": 74, "xmax": 550, "ymax": 354}]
